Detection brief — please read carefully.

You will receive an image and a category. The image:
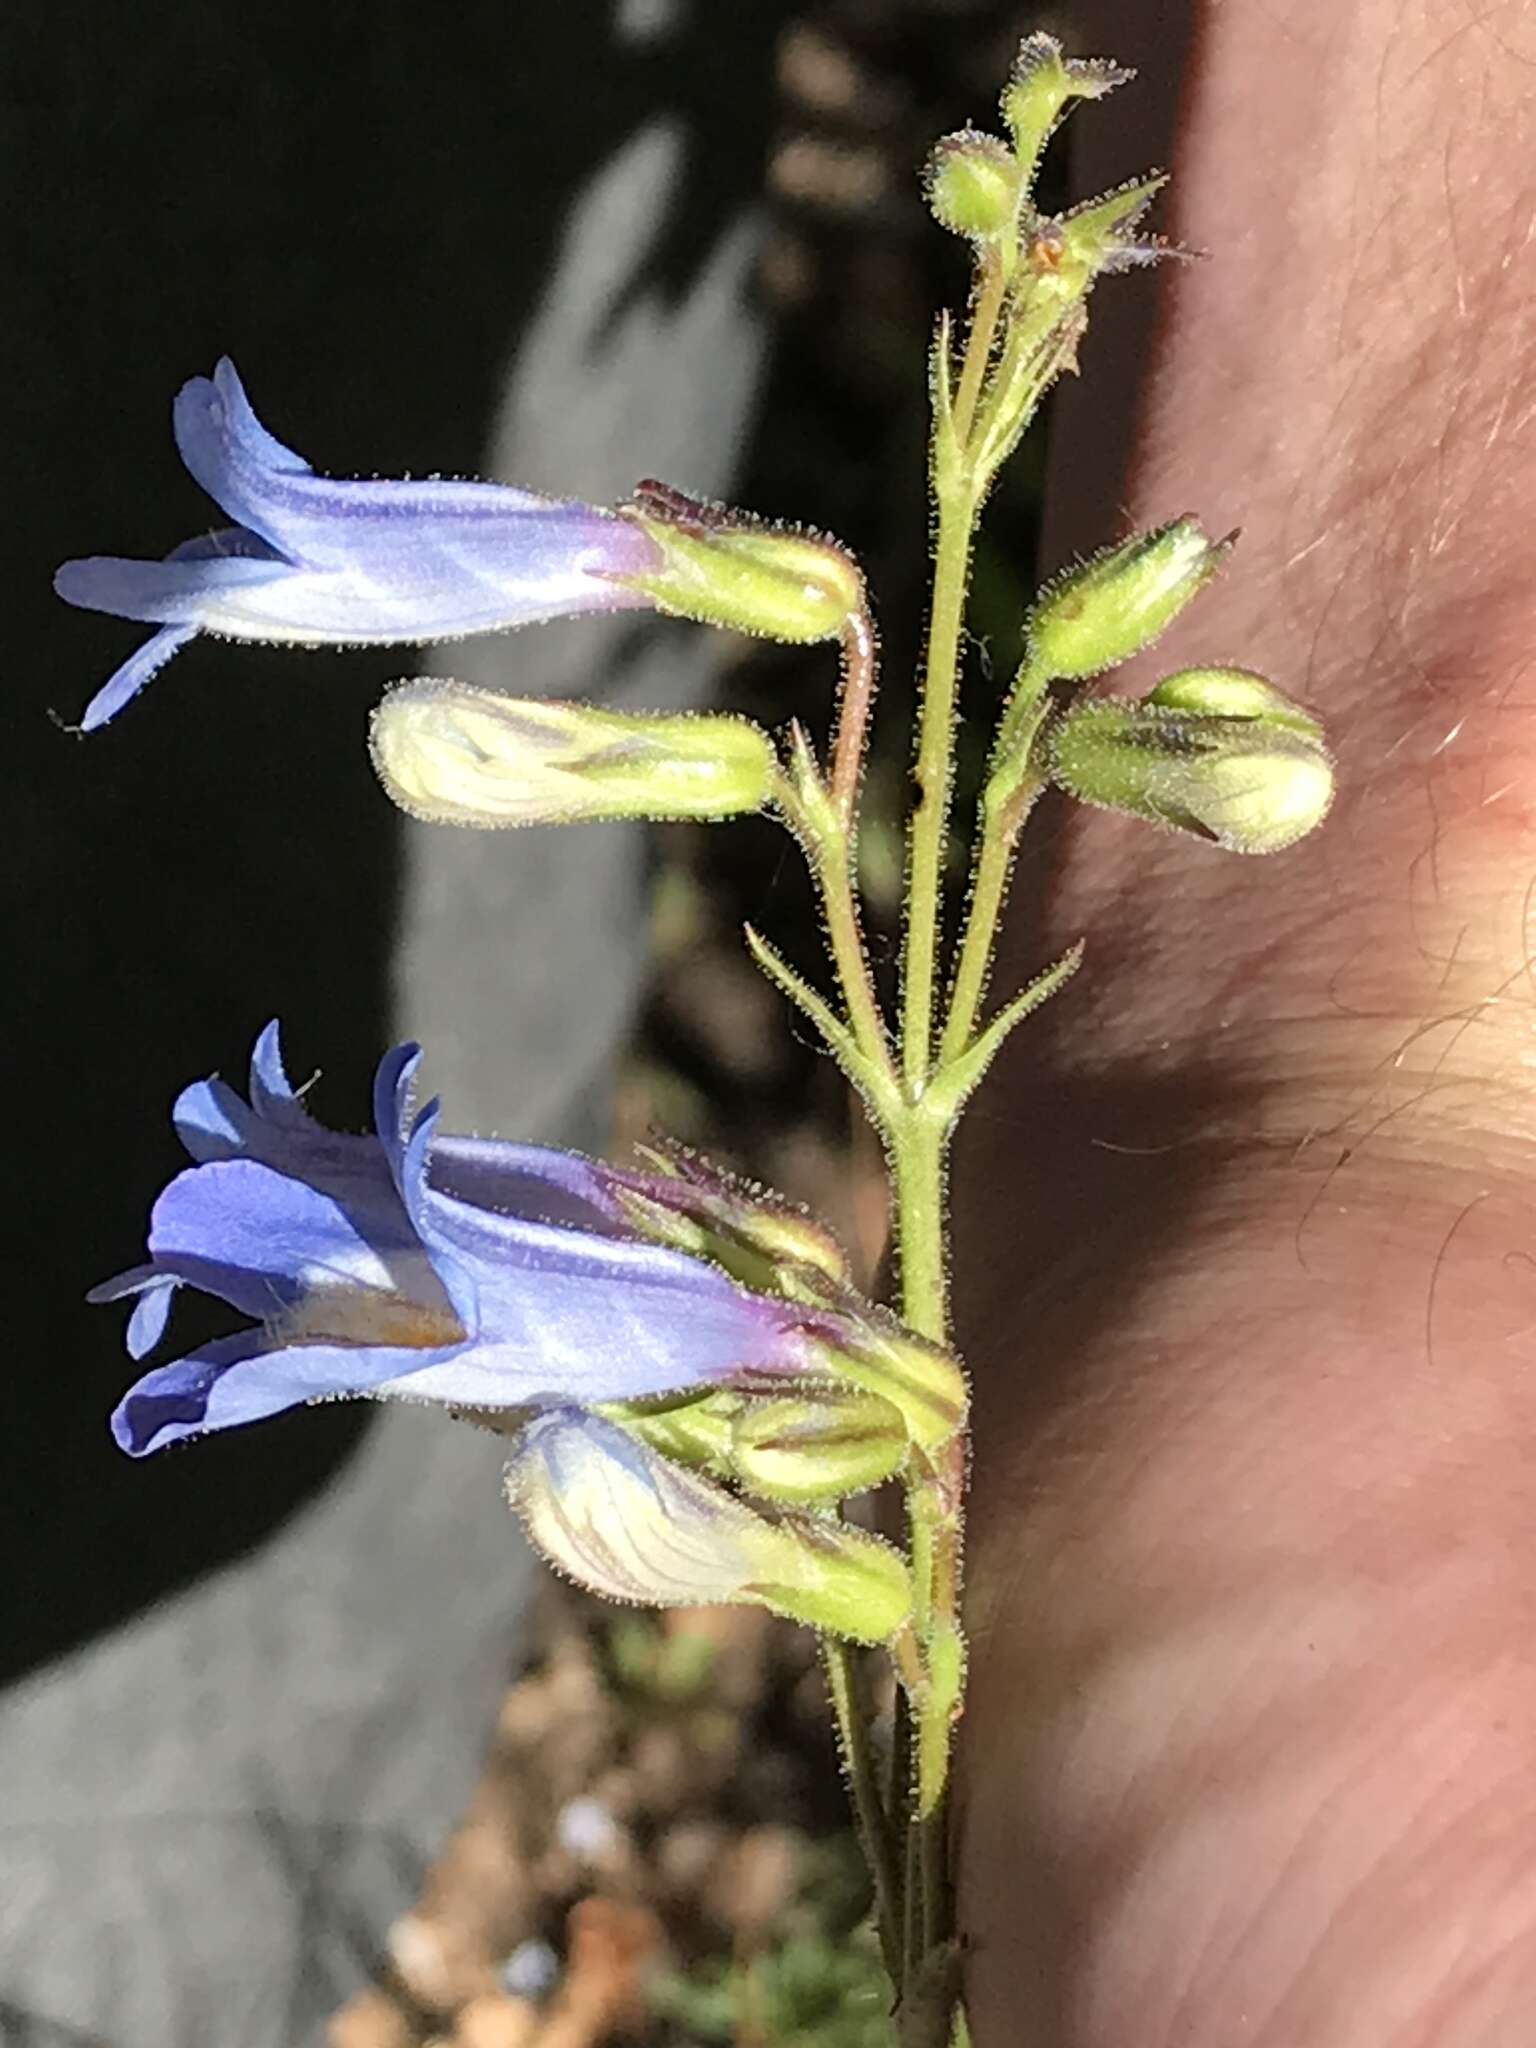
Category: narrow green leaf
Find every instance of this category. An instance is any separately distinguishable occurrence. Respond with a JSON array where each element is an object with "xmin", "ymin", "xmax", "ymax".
[
  {"xmin": 927, "ymin": 941, "xmax": 1085, "ymax": 1125},
  {"xmin": 744, "ymin": 925, "xmax": 894, "ymax": 1114}
]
